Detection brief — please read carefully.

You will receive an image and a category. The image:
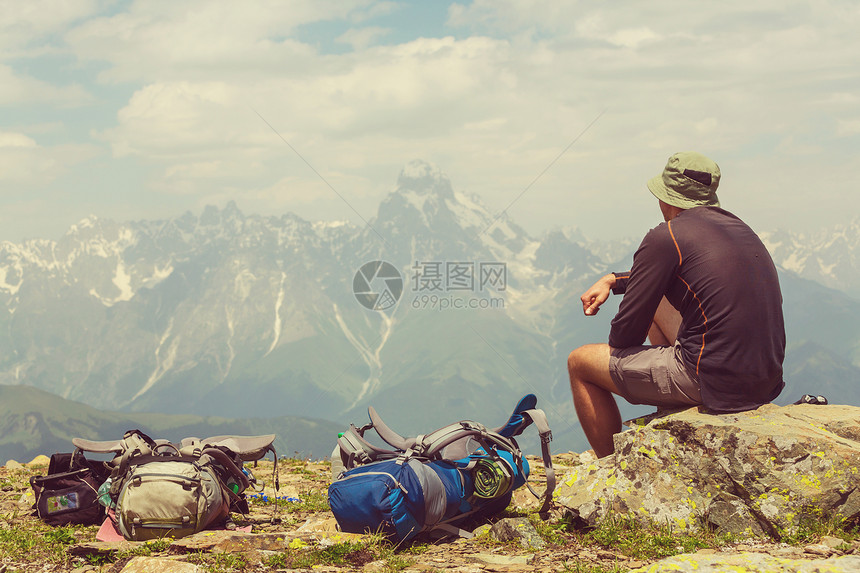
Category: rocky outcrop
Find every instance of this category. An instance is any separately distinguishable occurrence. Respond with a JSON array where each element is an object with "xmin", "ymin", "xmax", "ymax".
[
  {"xmin": 631, "ymin": 552, "xmax": 860, "ymax": 573},
  {"xmin": 554, "ymin": 404, "xmax": 860, "ymax": 538}
]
